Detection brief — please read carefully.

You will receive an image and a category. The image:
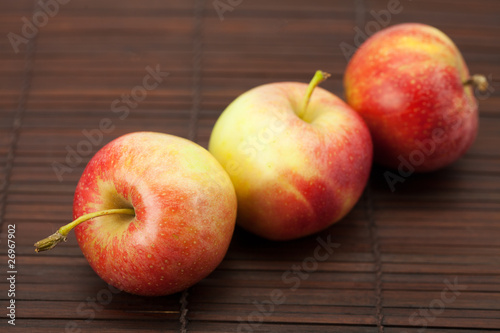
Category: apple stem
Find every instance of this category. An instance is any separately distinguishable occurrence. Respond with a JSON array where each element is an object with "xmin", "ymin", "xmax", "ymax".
[
  {"xmin": 298, "ymin": 70, "xmax": 331, "ymax": 119},
  {"xmin": 463, "ymin": 74, "xmax": 489, "ymax": 92},
  {"xmin": 34, "ymin": 208, "xmax": 135, "ymax": 252}
]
